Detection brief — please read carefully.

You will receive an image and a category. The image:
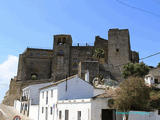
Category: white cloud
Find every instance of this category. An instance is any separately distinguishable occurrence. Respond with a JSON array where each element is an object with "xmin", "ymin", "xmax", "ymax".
[{"xmin": 0, "ymin": 55, "xmax": 18, "ymax": 88}]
